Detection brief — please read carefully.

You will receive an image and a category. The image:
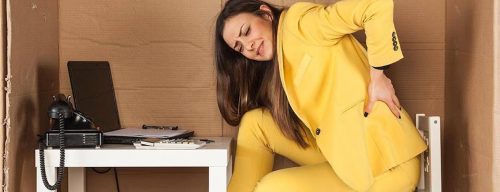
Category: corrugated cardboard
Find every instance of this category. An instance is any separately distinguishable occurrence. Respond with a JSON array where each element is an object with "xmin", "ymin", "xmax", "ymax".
[
  {"xmin": 494, "ymin": 0, "xmax": 500, "ymax": 188},
  {"xmin": 4, "ymin": 0, "xmax": 500, "ymax": 191},
  {"xmin": 4, "ymin": 0, "xmax": 59, "ymax": 192},
  {"xmin": 87, "ymin": 168, "xmax": 208, "ymax": 192},
  {"xmin": 59, "ymin": 0, "xmax": 222, "ymax": 137},
  {"xmin": 445, "ymin": 0, "xmax": 495, "ymax": 191}
]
